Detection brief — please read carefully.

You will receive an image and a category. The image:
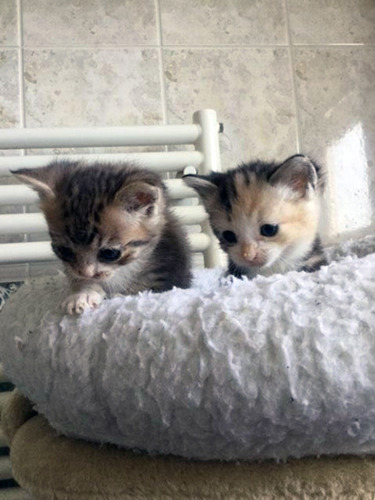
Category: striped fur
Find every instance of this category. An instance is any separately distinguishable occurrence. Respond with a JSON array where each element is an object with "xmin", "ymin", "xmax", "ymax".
[
  {"xmin": 13, "ymin": 160, "xmax": 192, "ymax": 313},
  {"xmin": 184, "ymin": 154, "xmax": 327, "ymax": 278}
]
